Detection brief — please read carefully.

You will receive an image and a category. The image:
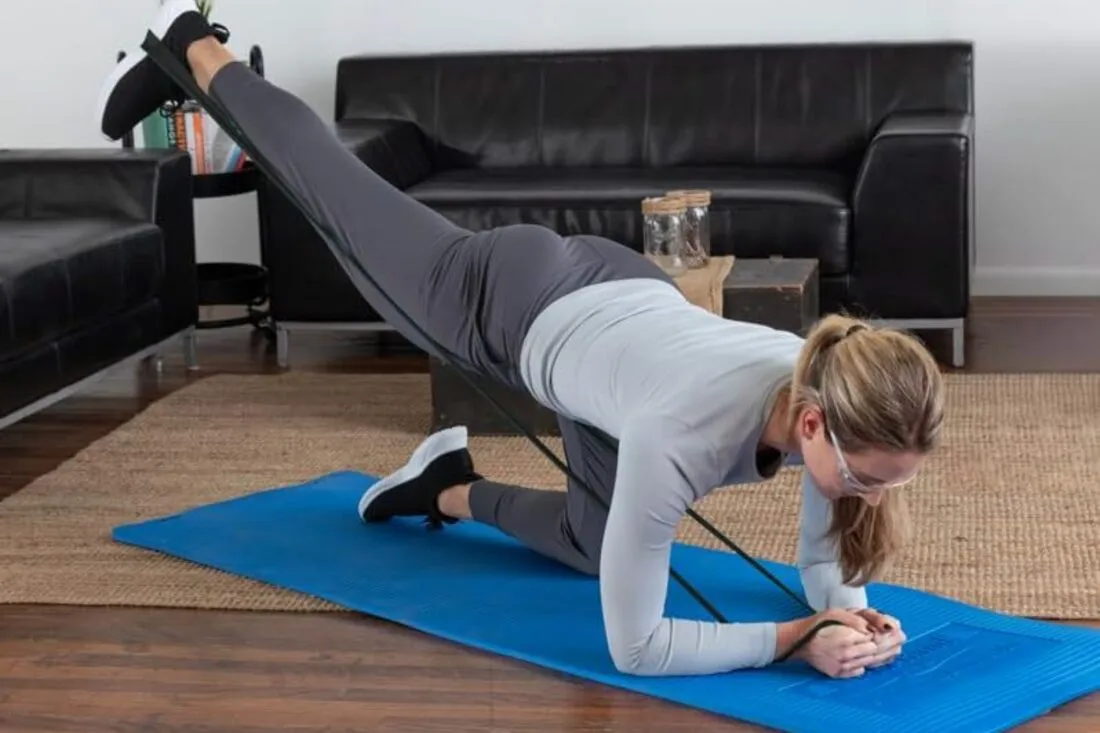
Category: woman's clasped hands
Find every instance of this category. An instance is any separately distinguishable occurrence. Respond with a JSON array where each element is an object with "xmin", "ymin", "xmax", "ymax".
[{"xmin": 791, "ymin": 607, "xmax": 906, "ymax": 678}]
